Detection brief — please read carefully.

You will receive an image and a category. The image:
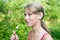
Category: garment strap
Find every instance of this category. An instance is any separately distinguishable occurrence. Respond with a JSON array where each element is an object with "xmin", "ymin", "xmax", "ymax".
[
  {"xmin": 40, "ymin": 33, "xmax": 48, "ymax": 40},
  {"xmin": 28, "ymin": 31, "xmax": 32, "ymax": 40},
  {"xmin": 28, "ymin": 31, "xmax": 48, "ymax": 40}
]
